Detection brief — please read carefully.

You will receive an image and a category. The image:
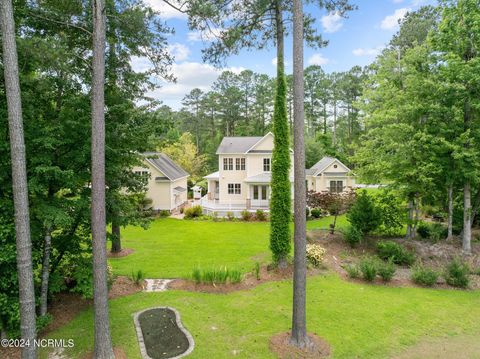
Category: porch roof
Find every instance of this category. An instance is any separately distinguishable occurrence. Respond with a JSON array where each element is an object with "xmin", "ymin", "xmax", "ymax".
[
  {"xmin": 204, "ymin": 171, "xmax": 220, "ymax": 180},
  {"xmin": 244, "ymin": 173, "xmax": 294, "ymax": 183}
]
